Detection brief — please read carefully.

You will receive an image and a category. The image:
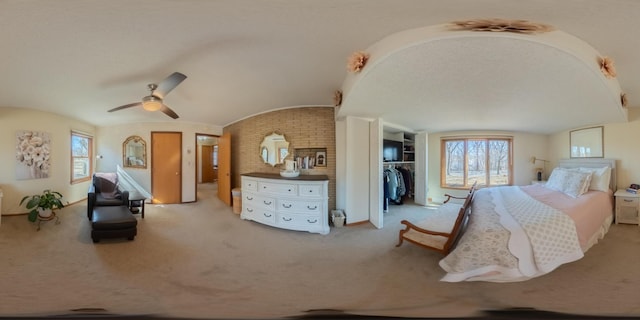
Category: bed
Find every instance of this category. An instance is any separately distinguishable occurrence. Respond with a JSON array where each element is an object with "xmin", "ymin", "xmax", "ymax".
[{"xmin": 439, "ymin": 158, "xmax": 616, "ymax": 282}]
